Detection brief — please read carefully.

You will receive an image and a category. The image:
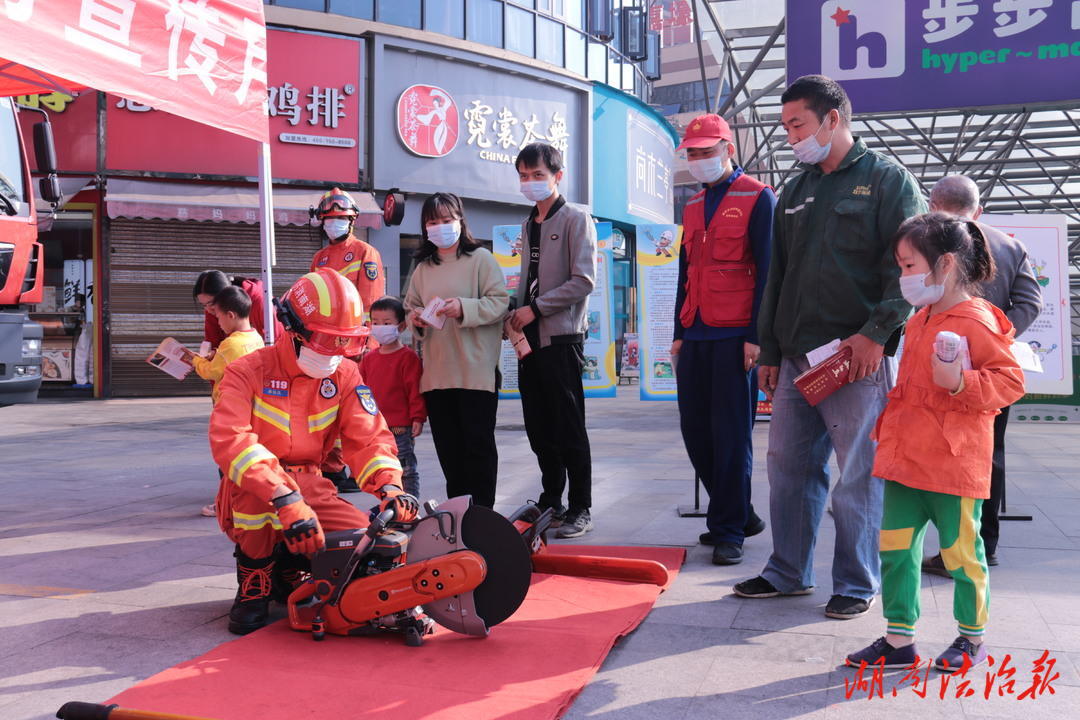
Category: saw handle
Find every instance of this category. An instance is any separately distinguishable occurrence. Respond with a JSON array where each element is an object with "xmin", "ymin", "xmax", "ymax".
[
  {"xmin": 367, "ymin": 508, "xmax": 395, "ymax": 537},
  {"xmin": 56, "ymin": 702, "xmax": 219, "ymax": 720}
]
